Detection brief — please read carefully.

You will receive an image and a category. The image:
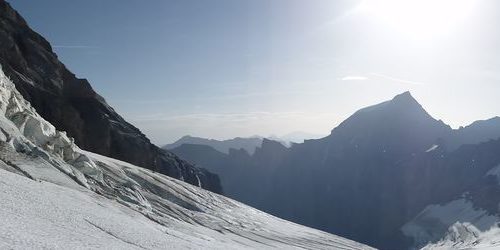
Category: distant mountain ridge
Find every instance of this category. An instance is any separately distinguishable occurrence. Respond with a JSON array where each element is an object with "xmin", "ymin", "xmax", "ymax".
[
  {"xmin": 164, "ymin": 132, "xmax": 323, "ymax": 155},
  {"xmin": 173, "ymin": 91, "xmax": 500, "ymax": 249},
  {"xmin": 164, "ymin": 135, "xmax": 265, "ymax": 154},
  {"xmin": 165, "ymin": 134, "xmax": 295, "ymax": 154},
  {"xmin": 447, "ymin": 116, "xmax": 500, "ymax": 150},
  {"xmin": 273, "ymin": 131, "xmax": 326, "ymax": 144}
]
